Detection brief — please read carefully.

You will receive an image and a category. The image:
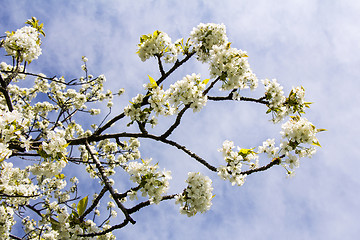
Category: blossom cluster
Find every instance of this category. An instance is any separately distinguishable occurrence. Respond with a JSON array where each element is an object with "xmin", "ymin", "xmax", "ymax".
[
  {"xmin": 217, "ymin": 140, "xmax": 258, "ymax": 186},
  {"xmin": 149, "ymin": 73, "xmax": 208, "ymax": 114},
  {"xmin": 0, "ymin": 109, "xmax": 32, "ymax": 160},
  {"xmin": 137, "ymin": 30, "xmax": 180, "ymax": 63},
  {"xmin": 125, "ymin": 158, "xmax": 171, "ymax": 204},
  {"xmin": 0, "ymin": 161, "xmax": 38, "ymax": 206},
  {"xmin": 125, "ymin": 73, "xmax": 208, "ymax": 126},
  {"xmin": 41, "ymin": 129, "xmax": 68, "ymax": 160},
  {"xmin": 279, "ymin": 116, "xmax": 319, "ymax": 171},
  {"xmin": 258, "ymin": 138, "xmax": 279, "ymax": 159},
  {"xmin": 262, "ymin": 78, "xmax": 287, "ymax": 121},
  {"xmin": 3, "ymin": 26, "xmax": 42, "ymax": 63},
  {"xmin": 0, "ymin": 205, "xmax": 15, "ymax": 239},
  {"xmin": 262, "ymin": 79, "xmax": 309, "ymax": 122},
  {"xmin": 281, "ymin": 116, "xmax": 318, "ymax": 146},
  {"xmin": 175, "ymin": 172, "xmax": 214, "ymax": 217},
  {"xmin": 21, "ymin": 205, "xmax": 116, "ymax": 239},
  {"xmin": 210, "ymin": 45, "xmax": 258, "ymax": 91},
  {"xmin": 189, "ymin": 23, "xmax": 228, "ymax": 62}
]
